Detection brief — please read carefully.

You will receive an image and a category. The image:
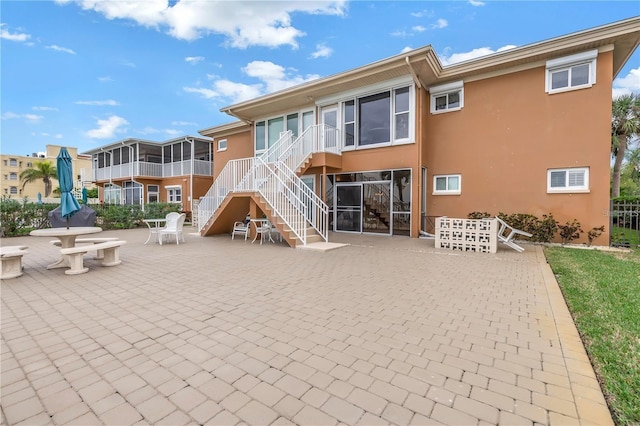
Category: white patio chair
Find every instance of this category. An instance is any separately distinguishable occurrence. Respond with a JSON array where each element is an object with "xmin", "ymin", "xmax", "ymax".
[
  {"xmin": 496, "ymin": 217, "xmax": 533, "ymax": 252},
  {"xmin": 252, "ymin": 219, "xmax": 274, "ymax": 245},
  {"xmin": 159, "ymin": 212, "xmax": 186, "ymax": 245},
  {"xmin": 231, "ymin": 221, "xmax": 250, "ymax": 241}
]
